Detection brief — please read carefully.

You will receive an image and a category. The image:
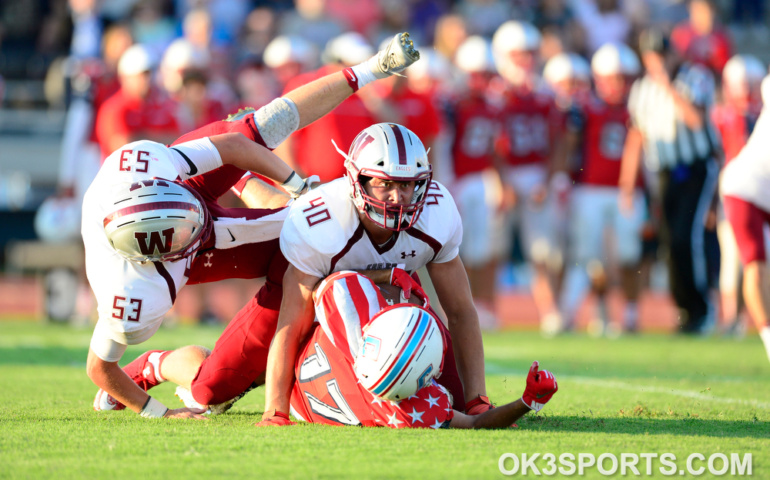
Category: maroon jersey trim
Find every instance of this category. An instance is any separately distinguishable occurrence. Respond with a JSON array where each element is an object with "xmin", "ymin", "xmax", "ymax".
[
  {"xmin": 153, "ymin": 262, "xmax": 177, "ymax": 304},
  {"xmin": 330, "ymin": 223, "xmax": 366, "ymax": 272},
  {"xmin": 405, "ymin": 228, "xmax": 442, "ymax": 262}
]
